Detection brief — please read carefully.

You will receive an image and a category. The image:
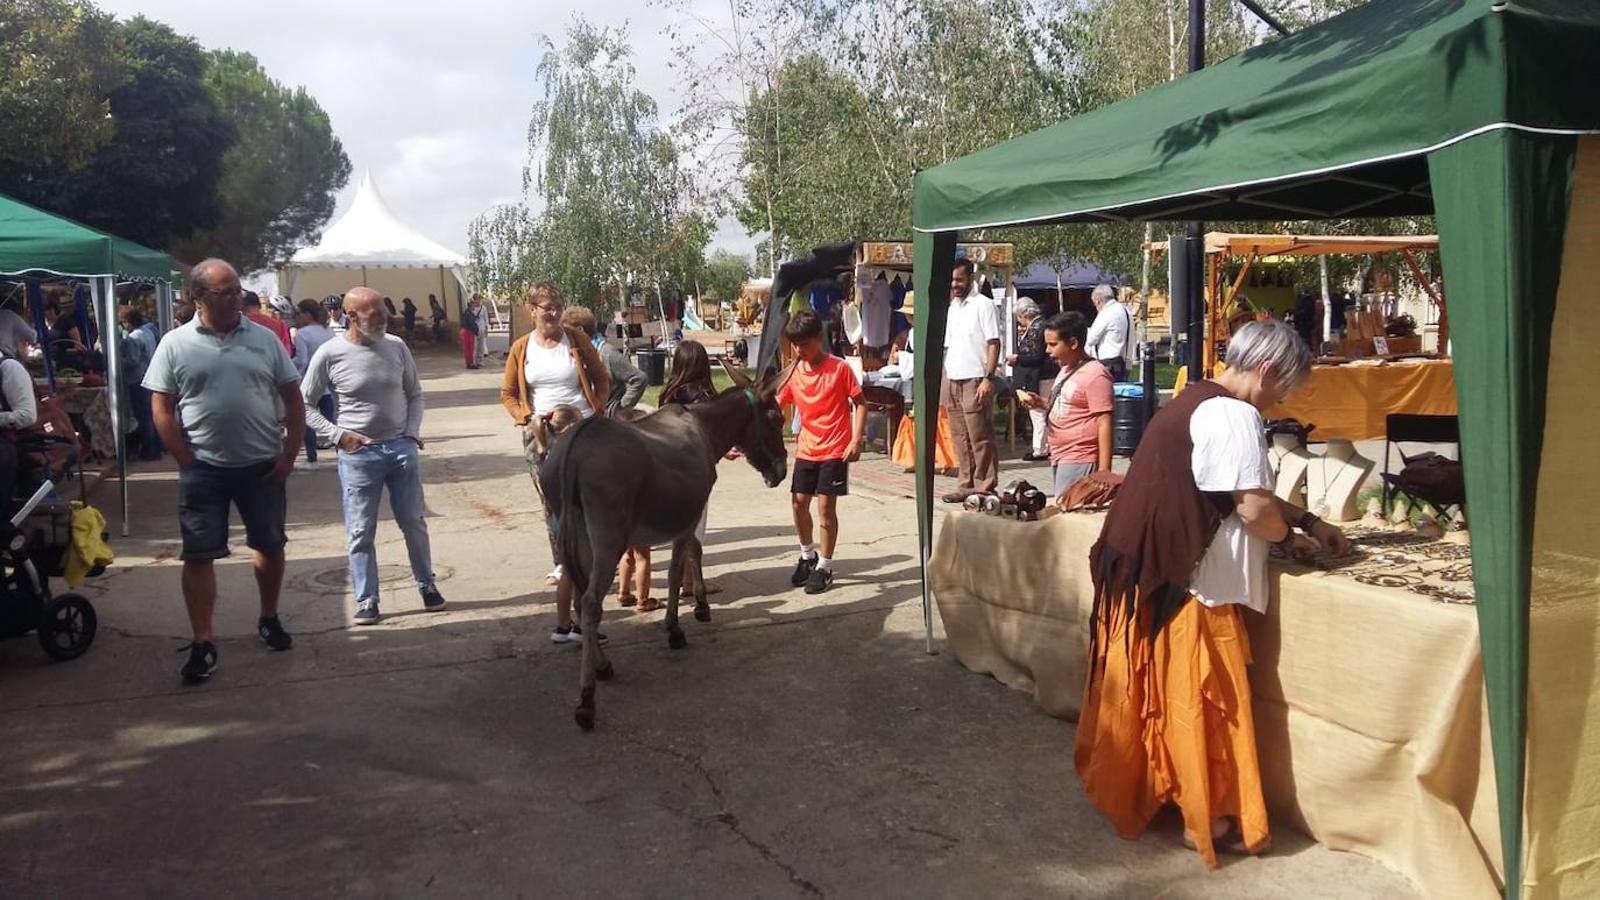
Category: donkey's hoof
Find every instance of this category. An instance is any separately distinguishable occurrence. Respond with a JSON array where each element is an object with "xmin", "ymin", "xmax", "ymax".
[
  {"xmin": 668, "ymin": 628, "xmax": 687, "ymax": 649},
  {"xmin": 595, "ymin": 662, "xmax": 615, "ymax": 681},
  {"xmin": 693, "ymin": 605, "xmax": 712, "ymax": 623},
  {"xmin": 575, "ymin": 706, "xmax": 595, "ymax": 731}
]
